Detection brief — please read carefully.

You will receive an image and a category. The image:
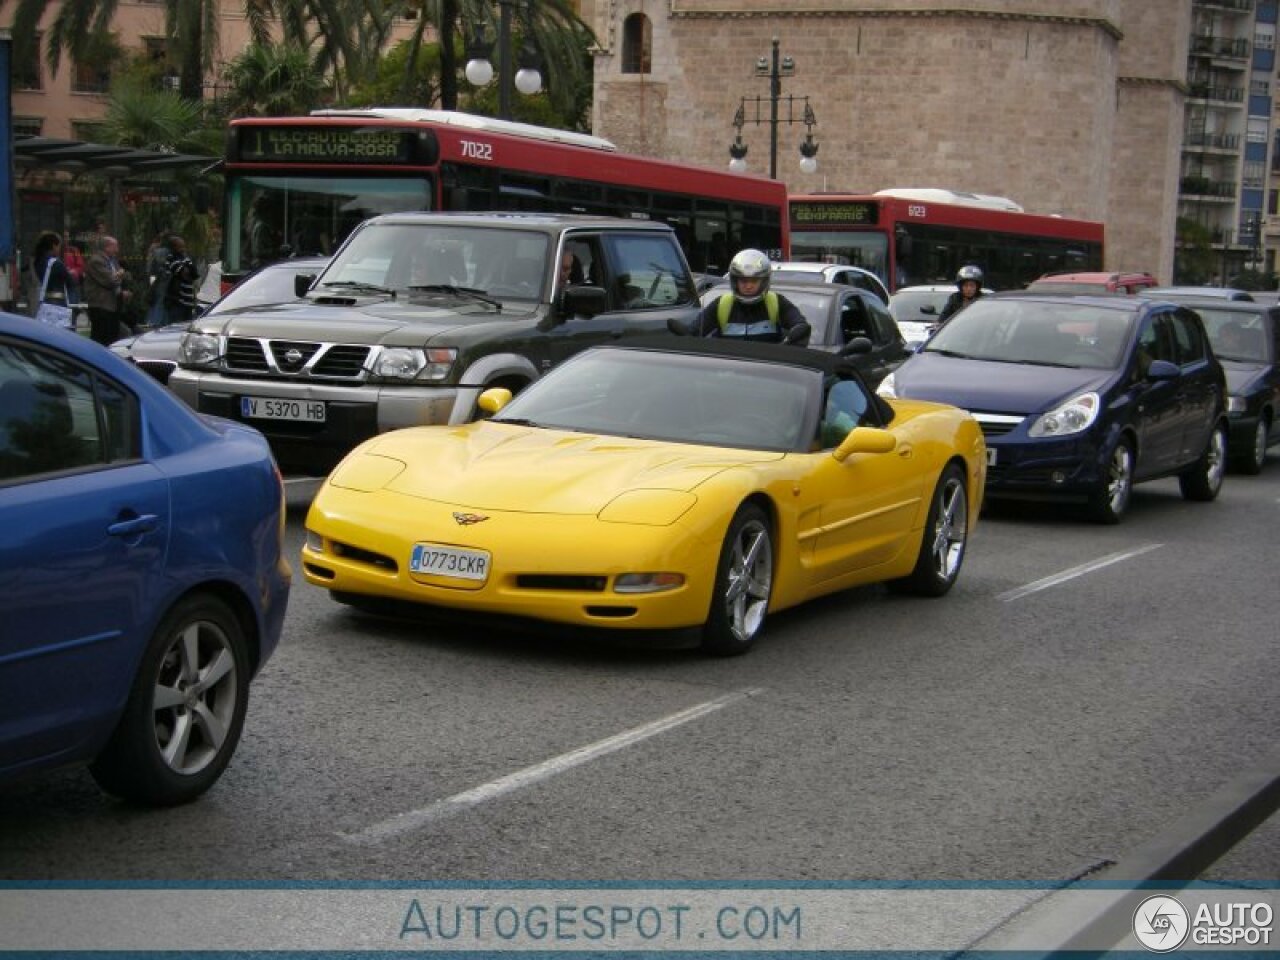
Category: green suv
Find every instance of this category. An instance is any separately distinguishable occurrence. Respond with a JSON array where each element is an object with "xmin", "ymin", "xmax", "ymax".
[{"xmin": 170, "ymin": 212, "xmax": 701, "ymax": 473}]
